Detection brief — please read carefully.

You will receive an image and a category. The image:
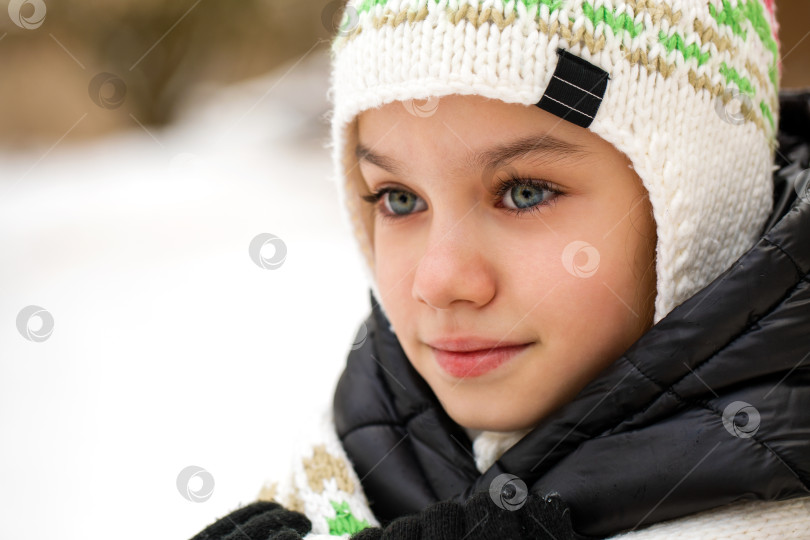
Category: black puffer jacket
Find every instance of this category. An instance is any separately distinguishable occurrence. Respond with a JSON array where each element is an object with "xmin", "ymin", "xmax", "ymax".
[{"xmin": 333, "ymin": 89, "xmax": 810, "ymax": 539}]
